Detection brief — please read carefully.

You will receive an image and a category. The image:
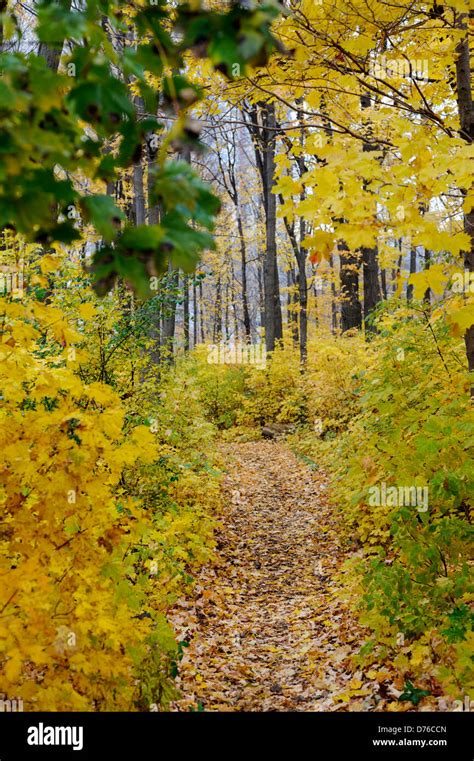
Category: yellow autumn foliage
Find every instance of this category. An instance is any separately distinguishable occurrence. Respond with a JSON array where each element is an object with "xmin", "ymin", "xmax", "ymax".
[{"xmin": 0, "ymin": 286, "xmax": 221, "ymax": 710}]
